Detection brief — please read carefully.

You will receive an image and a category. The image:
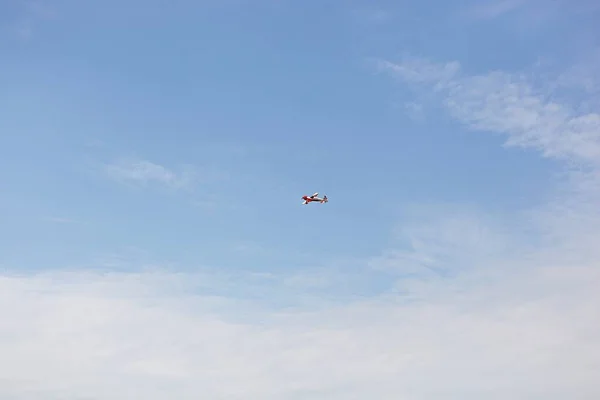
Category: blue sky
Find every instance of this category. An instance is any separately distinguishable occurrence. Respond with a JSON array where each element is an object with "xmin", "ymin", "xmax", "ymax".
[{"xmin": 1, "ymin": 0, "xmax": 600, "ymax": 398}]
